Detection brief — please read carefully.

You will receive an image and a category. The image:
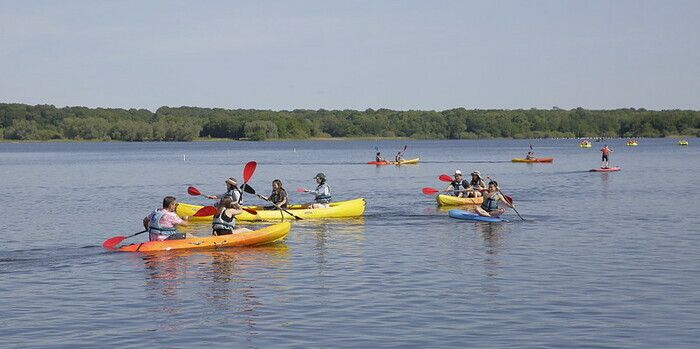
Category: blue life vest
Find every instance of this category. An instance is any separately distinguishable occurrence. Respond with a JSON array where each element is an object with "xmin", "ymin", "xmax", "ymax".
[
  {"xmin": 212, "ymin": 209, "xmax": 236, "ymax": 232},
  {"xmin": 314, "ymin": 183, "xmax": 332, "ymax": 204},
  {"xmin": 148, "ymin": 209, "xmax": 177, "ymax": 236},
  {"xmin": 481, "ymin": 194, "xmax": 499, "ymax": 212},
  {"xmin": 450, "ymin": 179, "xmax": 469, "ymax": 196}
]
